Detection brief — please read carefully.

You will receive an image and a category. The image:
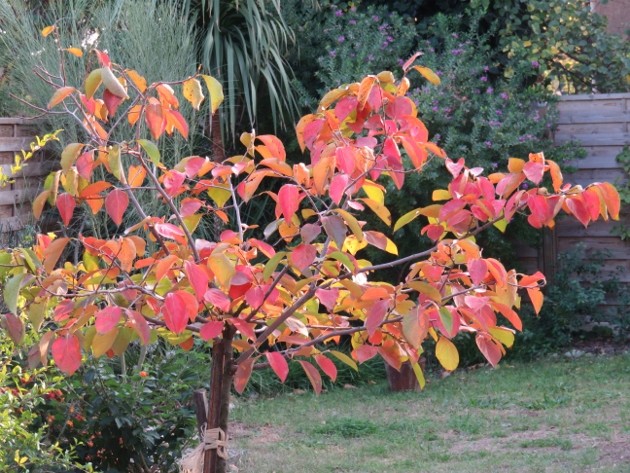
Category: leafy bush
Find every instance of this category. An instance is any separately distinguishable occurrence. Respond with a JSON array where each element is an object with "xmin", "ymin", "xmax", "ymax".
[
  {"xmin": 512, "ymin": 244, "xmax": 627, "ymax": 359},
  {"xmin": 42, "ymin": 343, "xmax": 209, "ymax": 473}
]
